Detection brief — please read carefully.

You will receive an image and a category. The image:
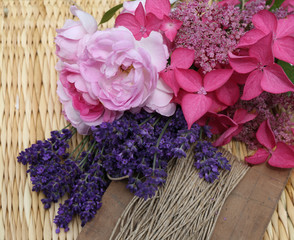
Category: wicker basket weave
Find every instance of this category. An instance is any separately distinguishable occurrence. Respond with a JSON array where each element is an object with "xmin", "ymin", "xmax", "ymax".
[{"xmin": 0, "ymin": 0, "xmax": 293, "ymax": 239}]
